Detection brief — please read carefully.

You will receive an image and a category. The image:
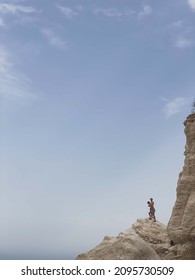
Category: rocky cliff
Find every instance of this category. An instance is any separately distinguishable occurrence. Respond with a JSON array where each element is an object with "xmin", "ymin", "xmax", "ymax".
[
  {"xmin": 76, "ymin": 113, "xmax": 195, "ymax": 260},
  {"xmin": 76, "ymin": 219, "xmax": 174, "ymax": 260},
  {"xmin": 167, "ymin": 113, "xmax": 195, "ymax": 259}
]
